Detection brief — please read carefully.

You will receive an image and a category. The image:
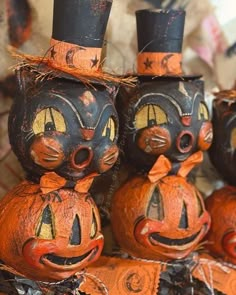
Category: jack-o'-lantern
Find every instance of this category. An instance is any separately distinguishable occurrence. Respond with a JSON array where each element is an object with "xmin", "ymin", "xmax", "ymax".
[
  {"xmin": 205, "ymin": 186, "xmax": 236, "ymax": 265},
  {"xmin": 8, "ymin": 0, "xmax": 124, "ymax": 182},
  {"xmin": 0, "ymin": 181, "xmax": 104, "ymax": 282},
  {"xmin": 111, "ymin": 175, "xmax": 210, "ymax": 261},
  {"xmin": 117, "ymin": 9, "xmax": 212, "ymax": 172},
  {"xmin": 209, "ymin": 91, "xmax": 236, "ymax": 185}
]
